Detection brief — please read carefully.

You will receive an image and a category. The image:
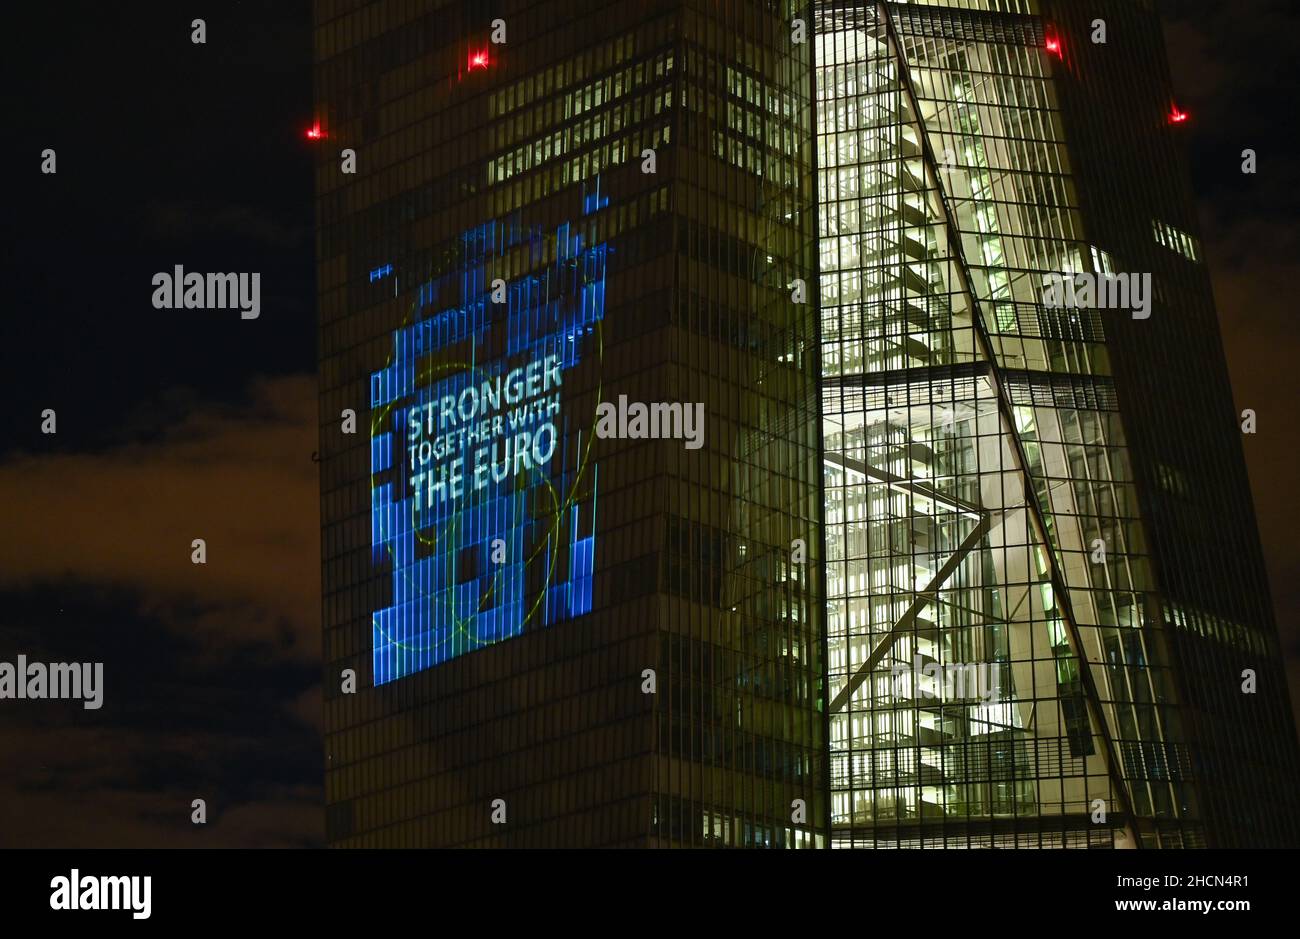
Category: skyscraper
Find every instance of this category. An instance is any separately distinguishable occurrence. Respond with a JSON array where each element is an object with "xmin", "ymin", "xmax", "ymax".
[
  {"xmin": 816, "ymin": 0, "xmax": 1300, "ymax": 848},
  {"xmin": 316, "ymin": 0, "xmax": 825, "ymax": 847},
  {"xmin": 316, "ymin": 0, "xmax": 1299, "ymax": 849}
]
